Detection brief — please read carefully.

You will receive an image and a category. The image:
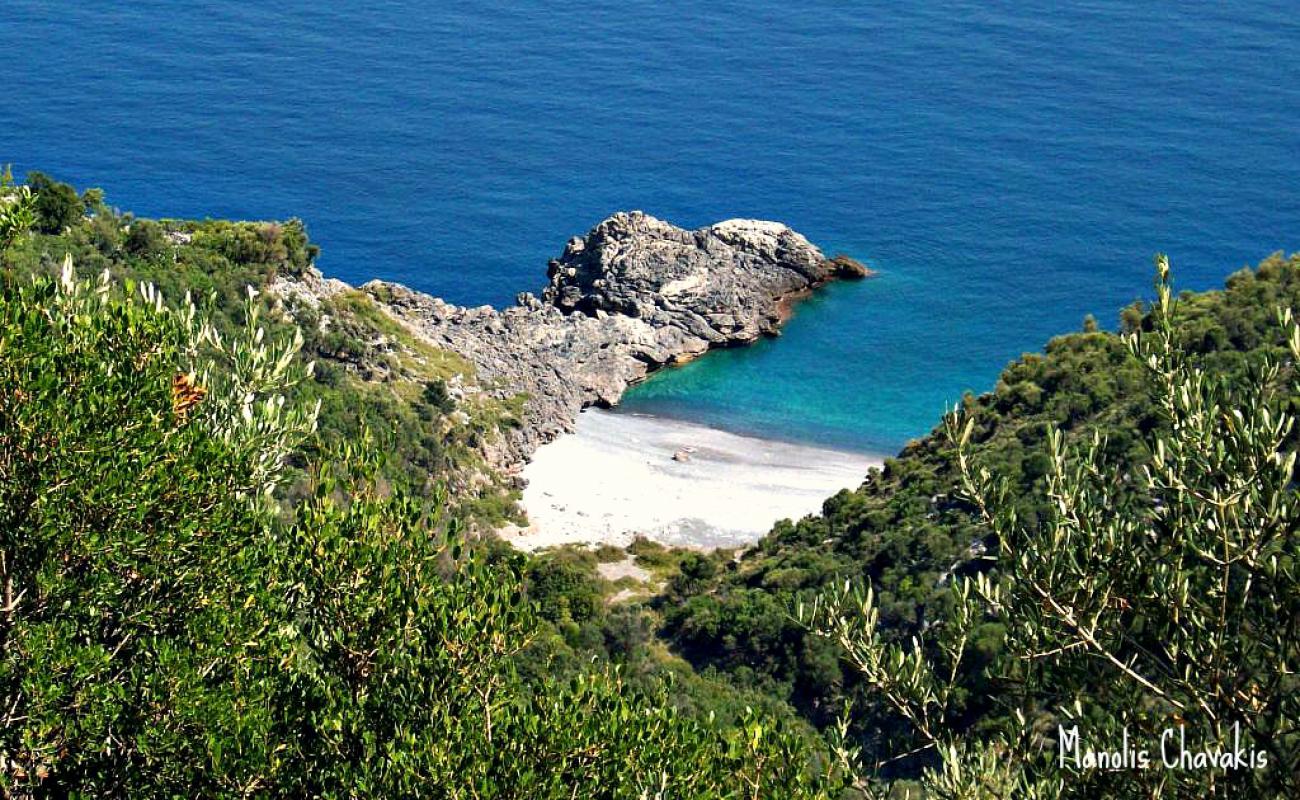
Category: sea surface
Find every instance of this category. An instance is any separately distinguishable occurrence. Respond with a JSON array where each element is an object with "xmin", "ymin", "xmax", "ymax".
[{"xmin": 5, "ymin": 1, "xmax": 1299, "ymax": 454}]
